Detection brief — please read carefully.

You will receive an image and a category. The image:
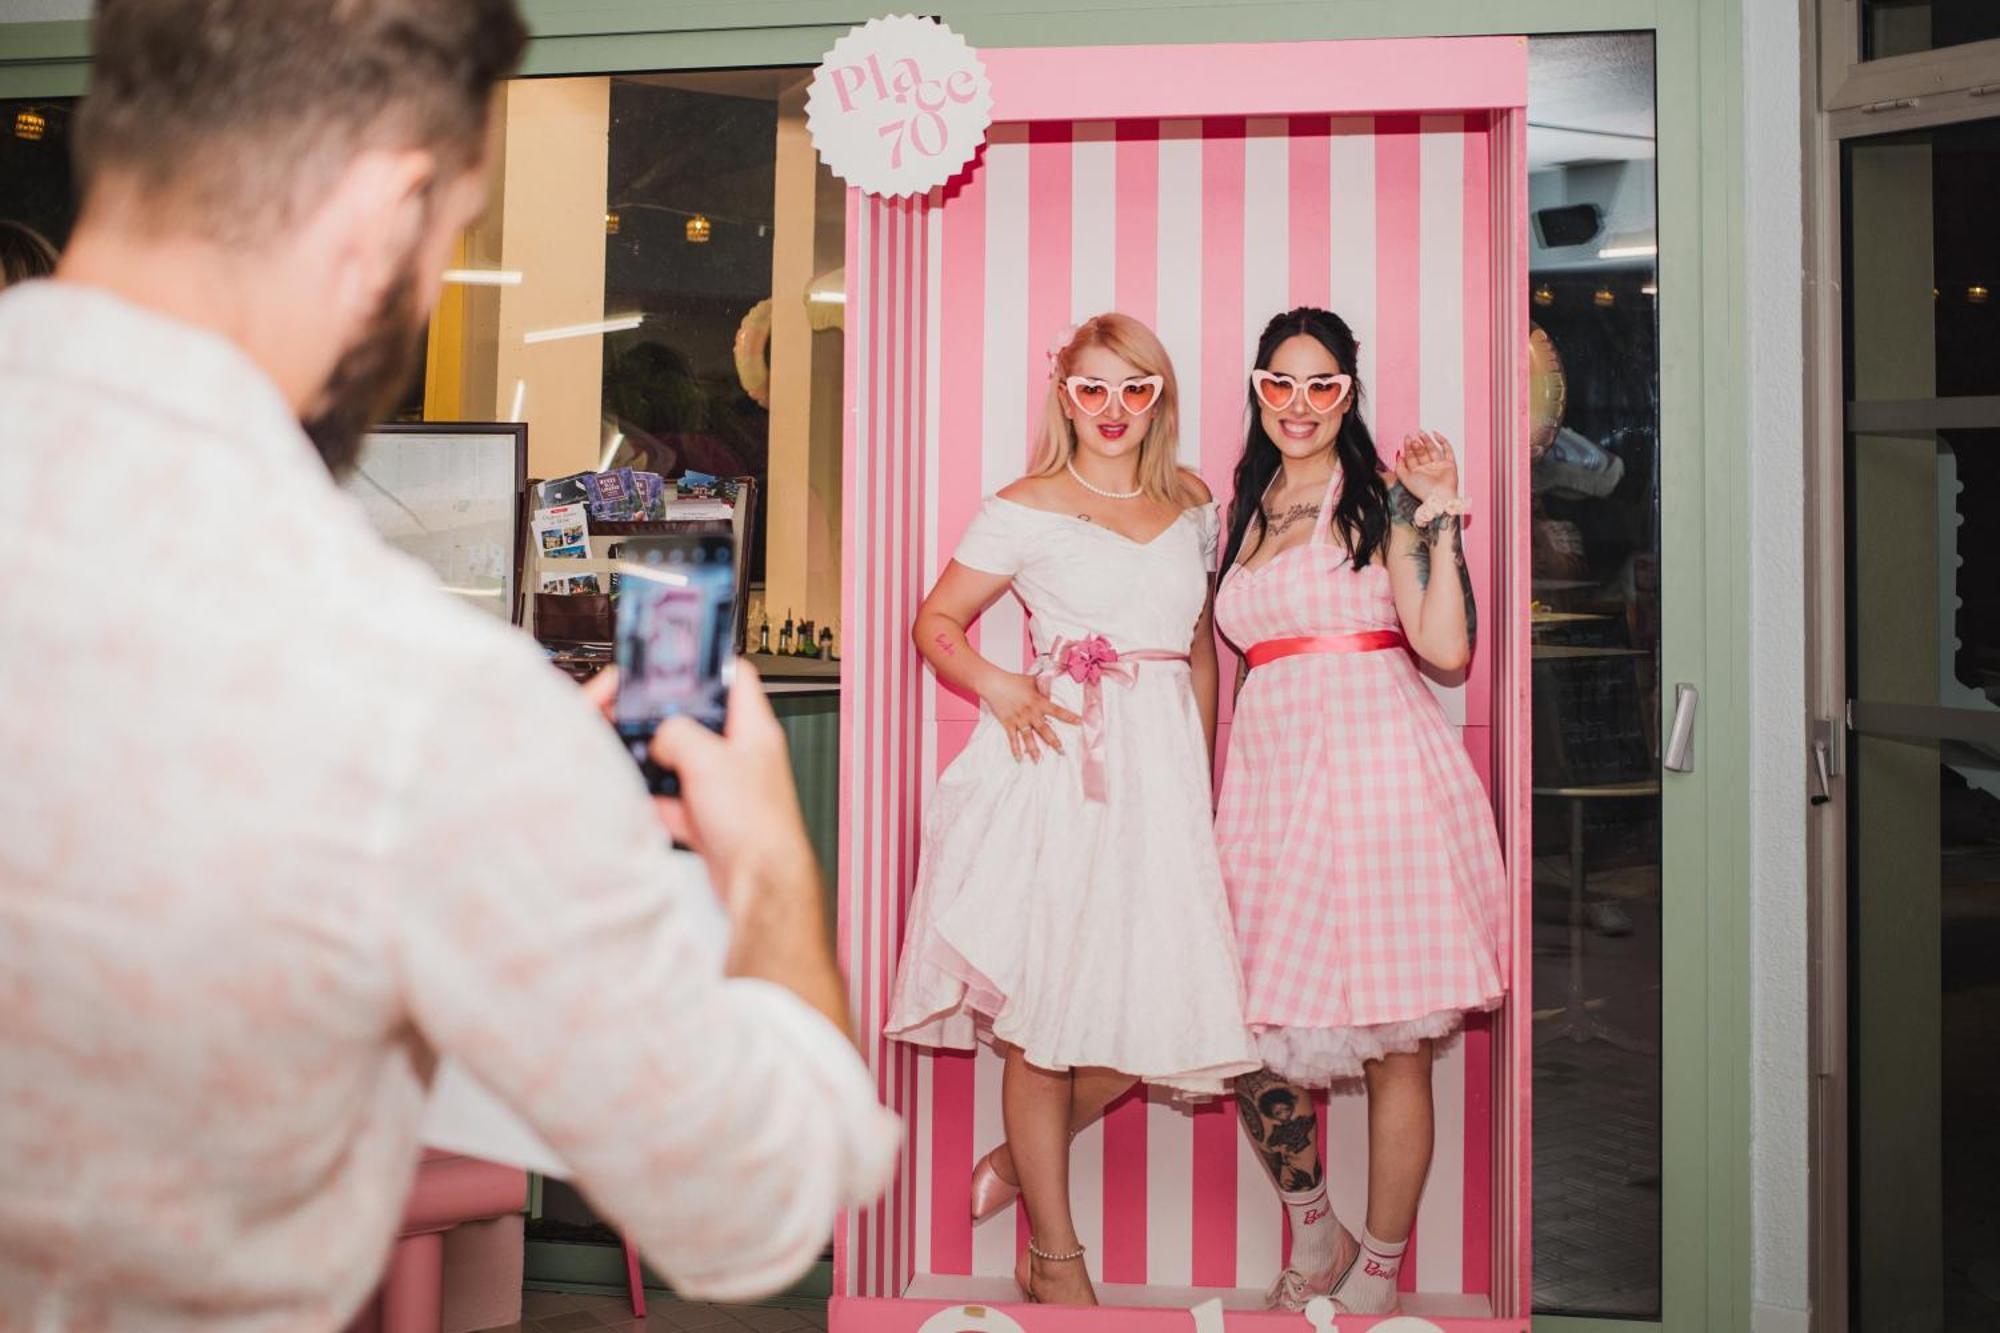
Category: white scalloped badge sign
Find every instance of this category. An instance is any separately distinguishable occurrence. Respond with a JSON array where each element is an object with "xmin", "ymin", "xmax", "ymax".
[{"xmin": 806, "ymin": 15, "xmax": 992, "ymax": 198}]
